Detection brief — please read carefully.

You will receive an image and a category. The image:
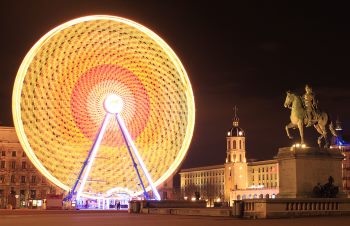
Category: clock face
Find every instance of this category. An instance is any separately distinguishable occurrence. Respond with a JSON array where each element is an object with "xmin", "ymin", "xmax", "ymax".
[{"xmin": 12, "ymin": 15, "xmax": 195, "ymax": 198}]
